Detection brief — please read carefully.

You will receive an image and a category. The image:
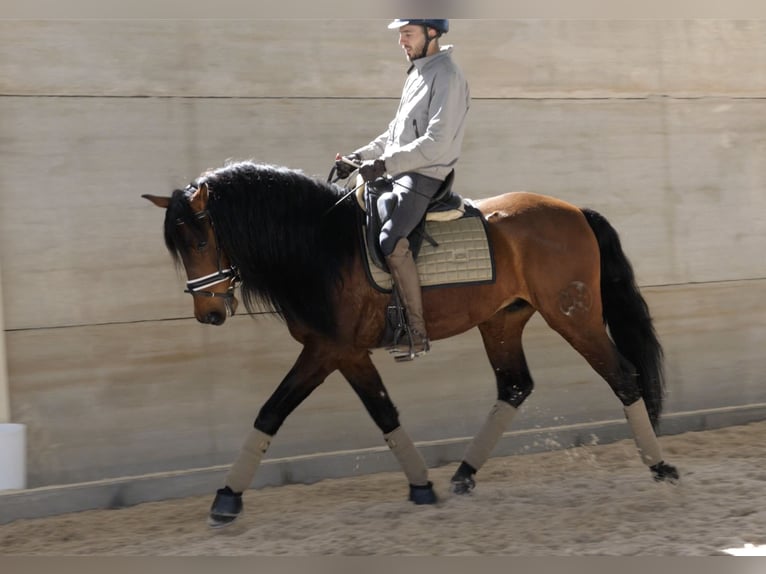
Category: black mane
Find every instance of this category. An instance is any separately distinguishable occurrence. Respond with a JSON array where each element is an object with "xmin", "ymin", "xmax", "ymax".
[{"xmin": 175, "ymin": 161, "xmax": 359, "ymax": 337}]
